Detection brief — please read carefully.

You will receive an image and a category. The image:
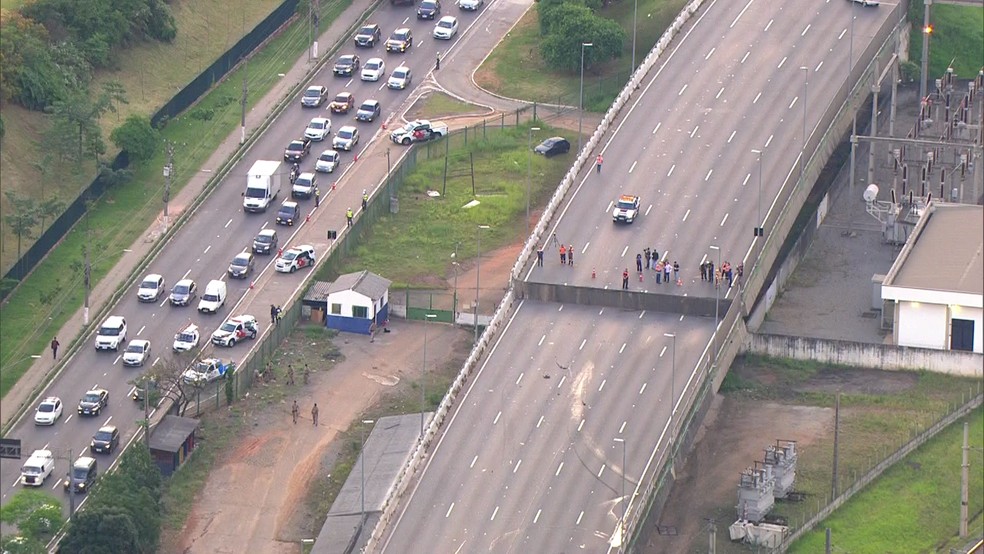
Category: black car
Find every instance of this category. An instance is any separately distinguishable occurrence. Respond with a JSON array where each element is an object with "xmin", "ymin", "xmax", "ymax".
[
  {"xmin": 333, "ymin": 54, "xmax": 361, "ymax": 76},
  {"xmin": 276, "ymin": 201, "xmax": 301, "ymax": 226},
  {"xmin": 252, "ymin": 229, "xmax": 278, "ymax": 255},
  {"xmin": 90, "ymin": 425, "xmax": 120, "ymax": 454},
  {"xmin": 227, "ymin": 252, "xmax": 255, "ymax": 279},
  {"xmin": 534, "ymin": 137, "xmax": 571, "ymax": 158},
  {"xmin": 417, "ymin": 0, "xmax": 441, "ymax": 19},
  {"xmin": 63, "ymin": 457, "xmax": 97, "ymax": 494},
  {"xmin": 354, "ymin": 24, "xmax": 381, "ymax": 47},
  {"xmin": 78, "ymin": 388, "xmax": 109, "ymax": 416},
  {"xmin": 284, "ymin": 138, "xmax": 312, "ymax": 162}
]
